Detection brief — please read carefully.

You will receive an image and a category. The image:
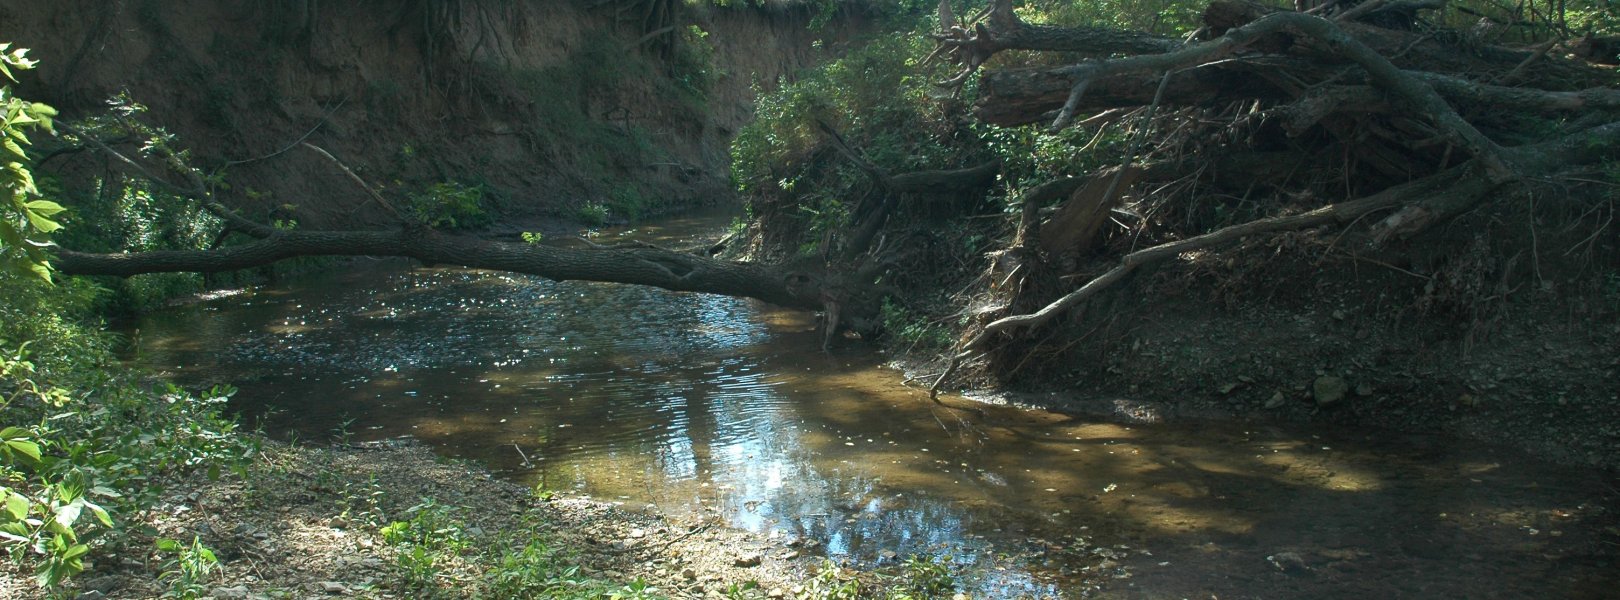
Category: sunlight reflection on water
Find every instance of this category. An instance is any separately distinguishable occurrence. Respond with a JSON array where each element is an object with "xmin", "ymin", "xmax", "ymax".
[{"xmin": 123, "ymin": 215, "xmax": 1620, "ymax": 599}]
